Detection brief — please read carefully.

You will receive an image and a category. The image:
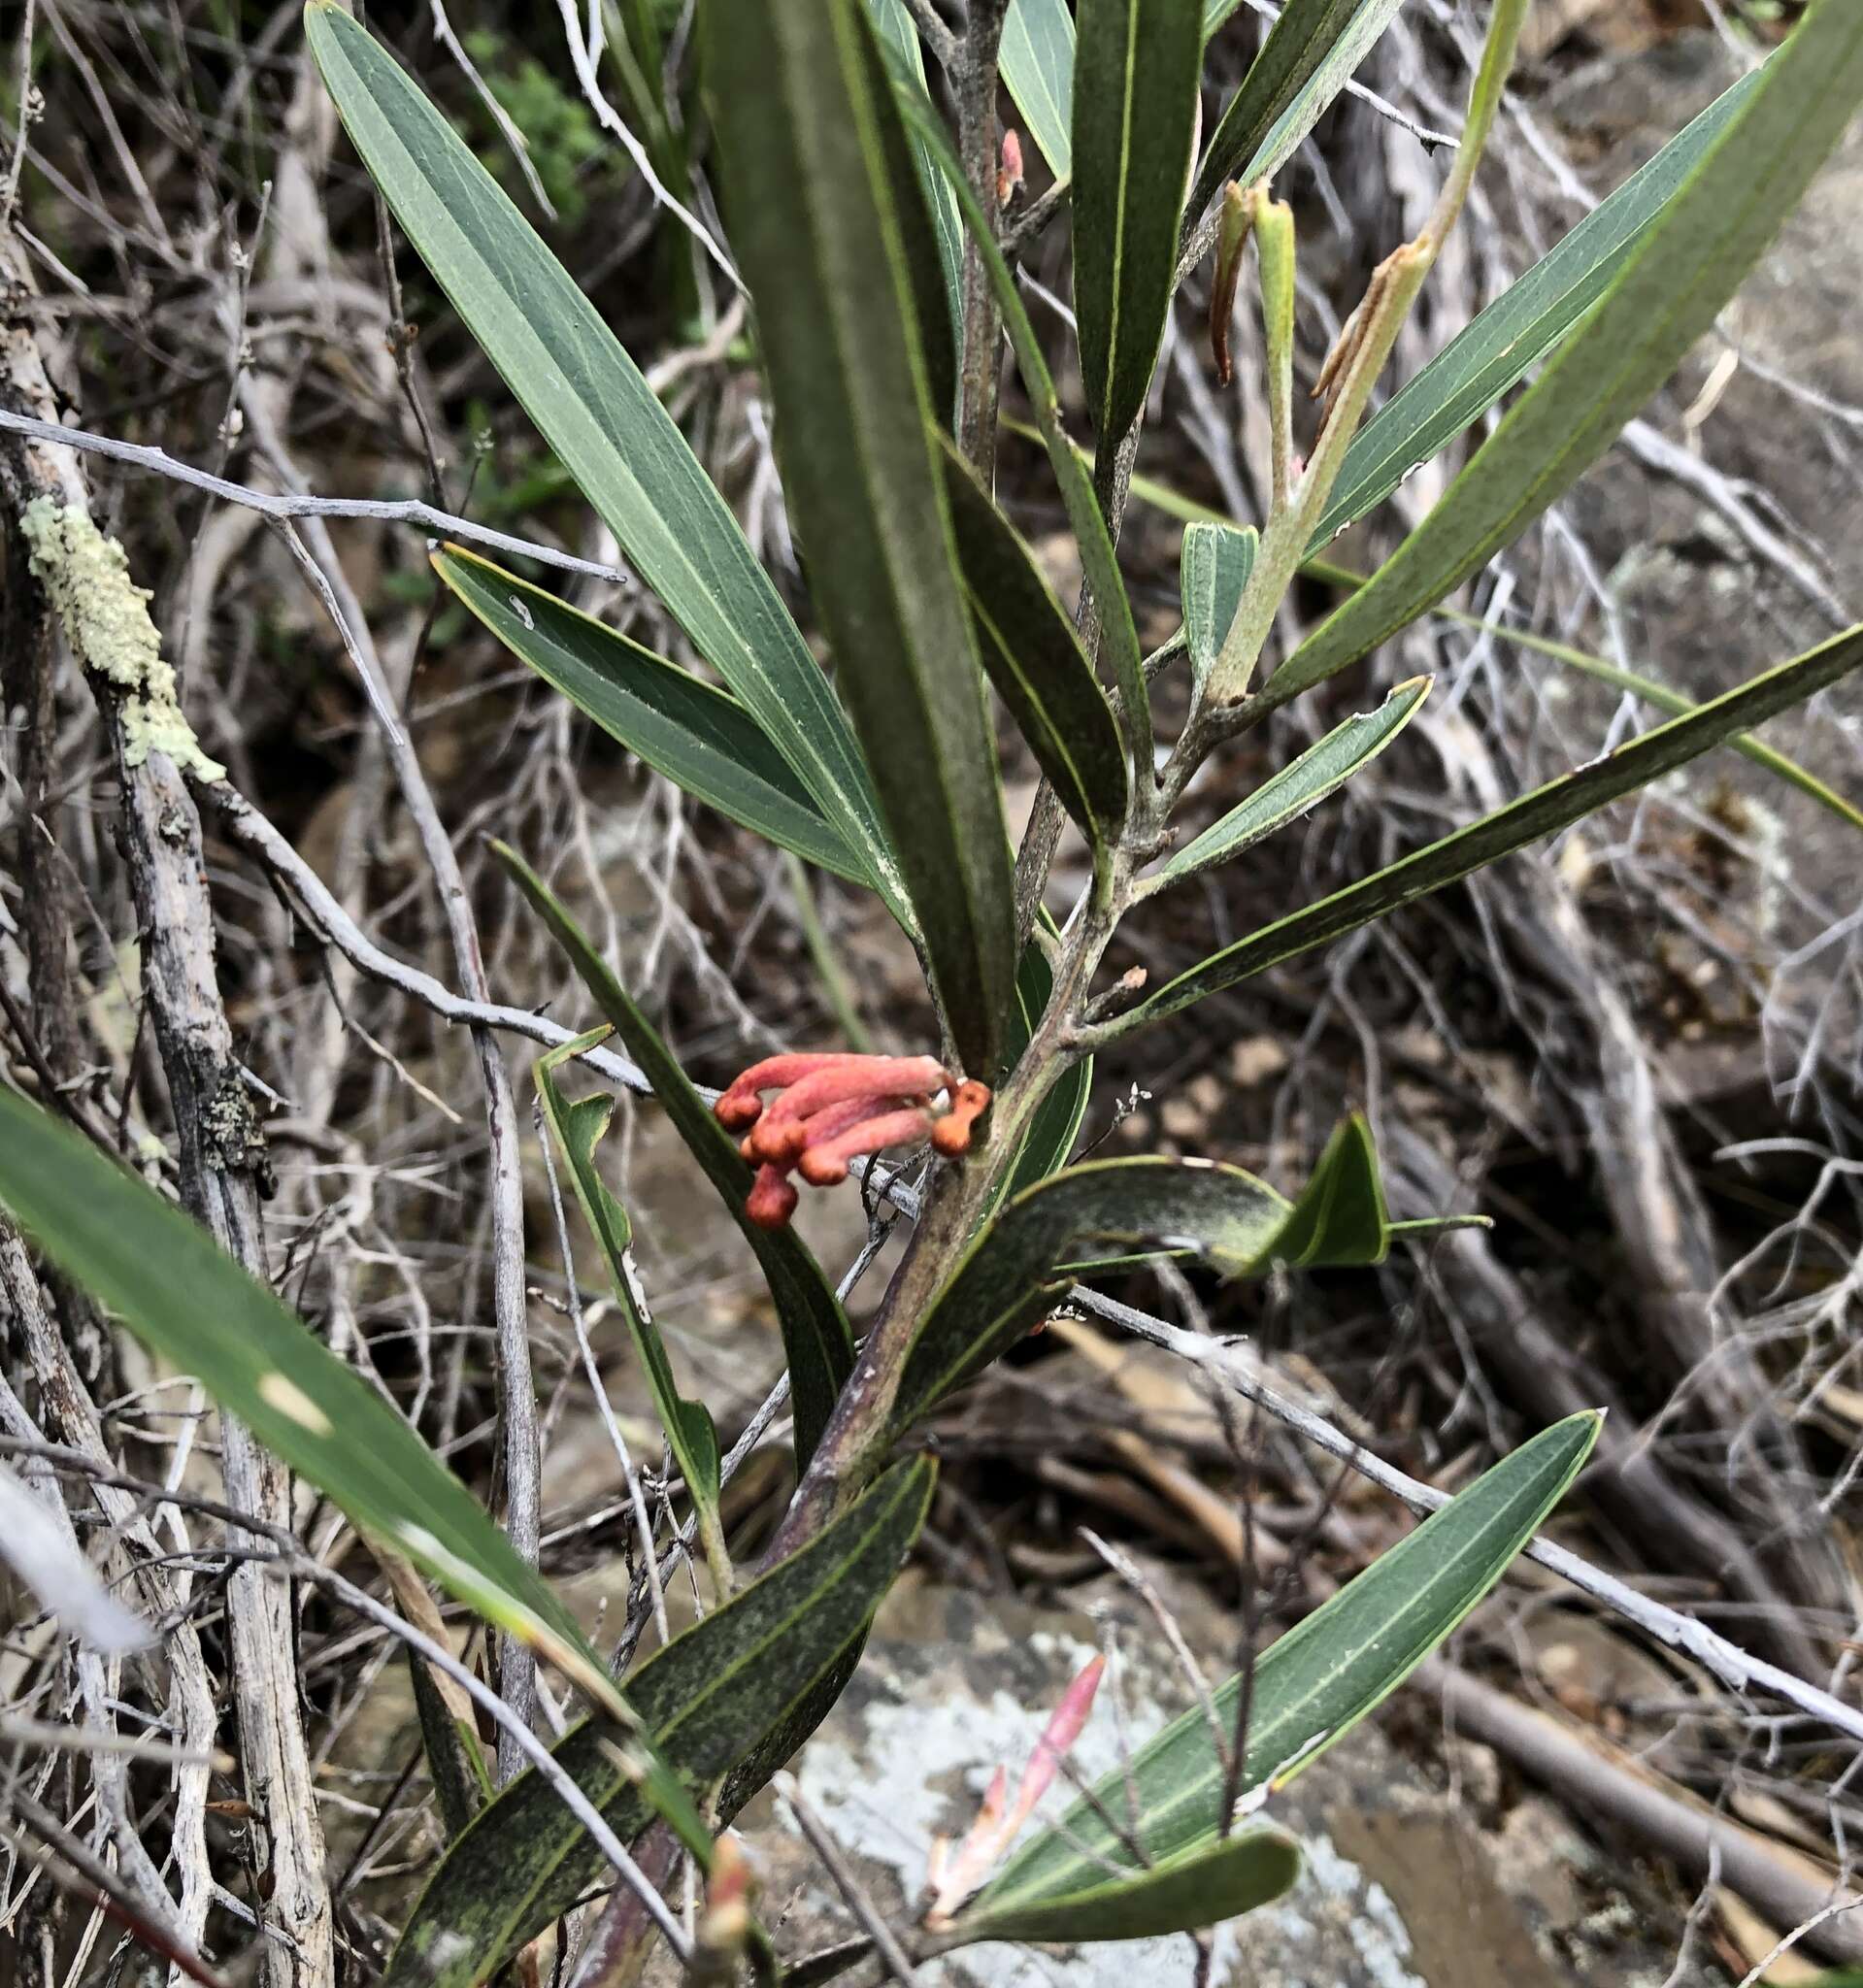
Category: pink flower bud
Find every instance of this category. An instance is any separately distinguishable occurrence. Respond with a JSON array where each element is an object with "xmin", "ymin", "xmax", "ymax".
[
  {"xmin": 798, "ymin": 1106, "xmax": 934, "ymax": 1185},
  {"xmin": 749, "ymin": 1055, "xmax": 949, "ymax": 1166},
  {"xmin": 997, "ymin": 128, "xmax": 1025, "ymax": 209},
  {"xmin": 715, "ymin": 1052, "xmax": 846, "ymax": 1130},
  {"xmin": 745, "ymin": 1164, "xmax": 799, "ymax": 1230}
]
